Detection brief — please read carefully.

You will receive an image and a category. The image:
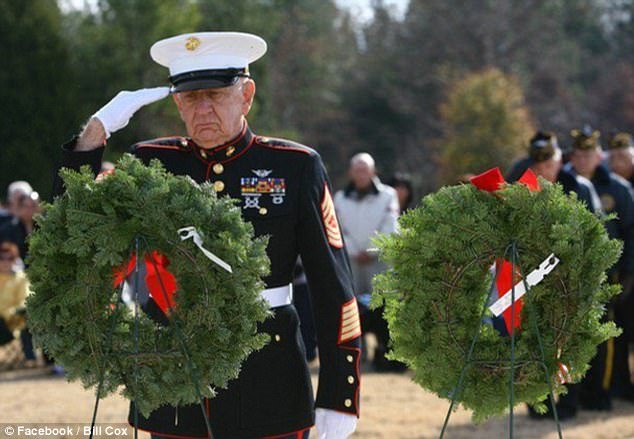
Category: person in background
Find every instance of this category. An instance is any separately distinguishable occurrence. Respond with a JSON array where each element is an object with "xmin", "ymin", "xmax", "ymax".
[
  {"xmin": 0, "ymin": 181, "xmax": 41, "ymax": 262},
  {"xmin": 607, "ymin": 132, "xmax": 634, "ymax": 185},
  {"xmin": 387, "ymin": 173, "xmax": 414, "ymax": 213},
  {"xmin": 507, "ymin": 131, "xmax": 602, "ymax": 214},
  {"xmin": 605, "ymin": 131, "xmax": 634, "ymax": 402},
  {"xmin": 564, "ymin": 125, "xmax": 634, "ymax": 412},
  {"xmin": 0, "ymin": 200, "xmax": 10, "ymax": 228},
  {"xmin": 508, "ymin": 131, "xmax": 604, "ymax": 420},
  {"xmin": 334, "ymin": 153, "xmax": 401, "ymax": 371},
  {"xmin": 0, "ymin": 241, "xmax": 34, "ymax": 364}
]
